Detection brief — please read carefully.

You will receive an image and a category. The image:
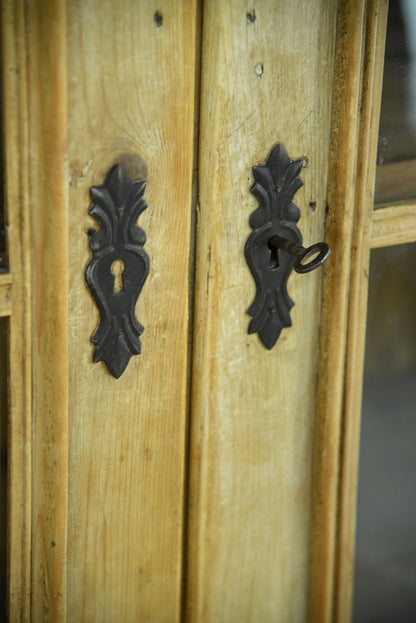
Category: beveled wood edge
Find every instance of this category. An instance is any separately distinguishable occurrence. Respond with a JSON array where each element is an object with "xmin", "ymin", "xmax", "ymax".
[
  {"xmin": 307, "ymin": 2, "xmax": 368, "ymax": 619},
  {"xmin": 370, "ymin": 200, "xmax": 416, "ymax": 248},
  {"xmin": 334, "ymin": 2, "xmax": 389, "ymax": 621},
  {"xmin": 25, "ymin": 1, "xmax": 69, "ymax": 620},
  {"xmin": 2, "ymin": 1, "xmax": 70, "ymax": 620}
]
